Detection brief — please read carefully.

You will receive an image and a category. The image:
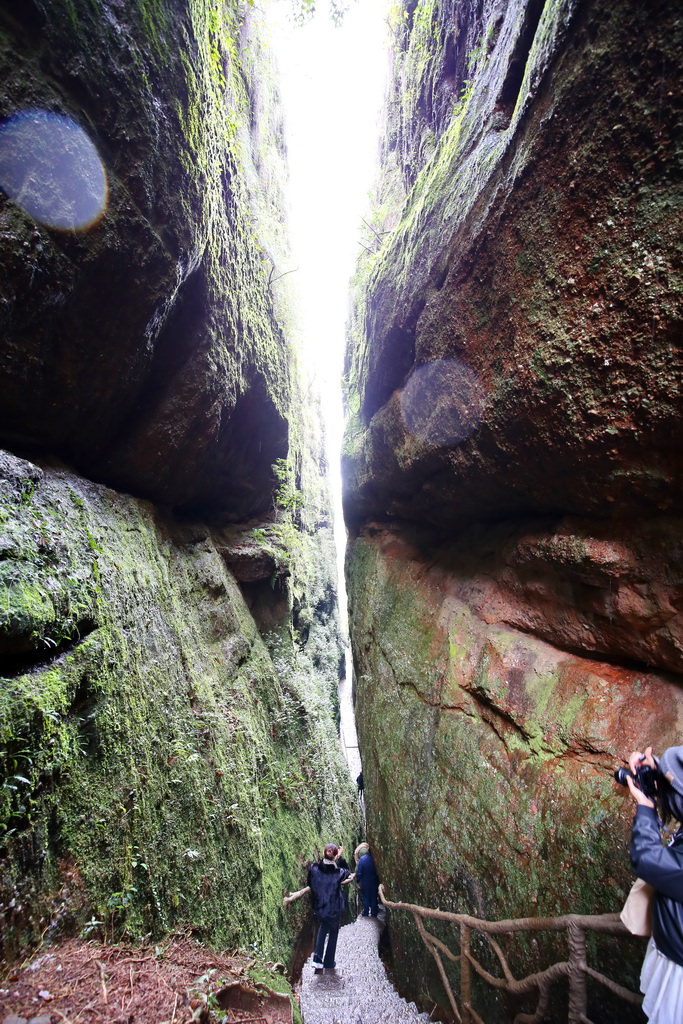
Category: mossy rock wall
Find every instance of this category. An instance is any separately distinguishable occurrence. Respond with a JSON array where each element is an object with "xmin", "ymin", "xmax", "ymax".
[
  {"xmin": 344, "ymin": 0, "xmax": 683, "ymax": 1019},
  {"xmin": 344, "ymin": 0, "xmax": 683, "ymax": 530},
  {"xmin": 0, "ymin": 0, "xmax": 356, "ymax": 970},
  {"xmin": 0, "ymin": 450, "xmax": 357, "ymax": 964},
  {"xmin": 0, "ymin": 0, "xmax": 291, "ymax": 523}
]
